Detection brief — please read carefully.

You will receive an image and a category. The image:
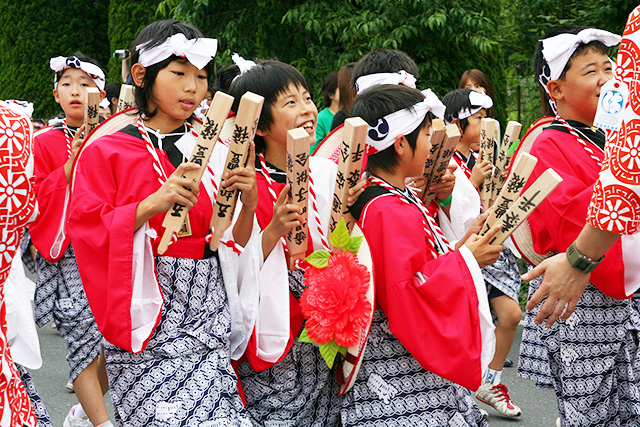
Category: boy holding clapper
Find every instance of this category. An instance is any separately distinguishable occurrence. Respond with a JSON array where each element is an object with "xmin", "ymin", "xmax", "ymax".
[{"xmin": 344, "ymin": 83, "xmax": 502, "ymax": 426}]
